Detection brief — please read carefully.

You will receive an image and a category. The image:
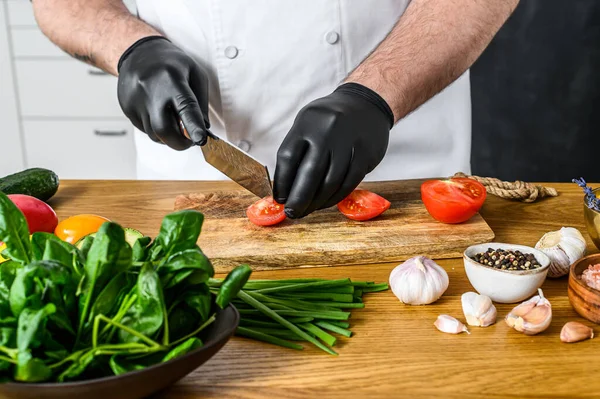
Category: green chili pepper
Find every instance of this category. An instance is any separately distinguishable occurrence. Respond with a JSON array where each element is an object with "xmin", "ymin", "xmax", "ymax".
[{"xmin": 215, "ymin": 264, "xmax": 252, "ymax": 309}]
